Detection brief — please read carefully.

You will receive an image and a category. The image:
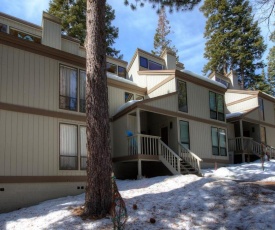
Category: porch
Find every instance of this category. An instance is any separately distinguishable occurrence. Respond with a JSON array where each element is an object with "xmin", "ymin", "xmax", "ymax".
[
  {"xmin": 112, "ymin": 108, "xmax": 203, "ymax": 179},
  {"xmin": 229, "ymin": 137, "xmax": 275, "ymax": 163}
]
